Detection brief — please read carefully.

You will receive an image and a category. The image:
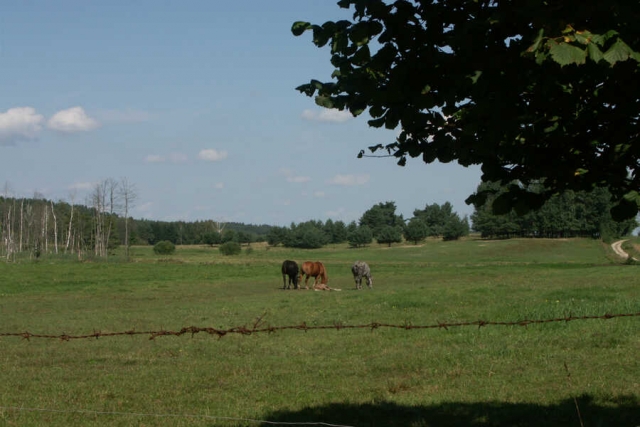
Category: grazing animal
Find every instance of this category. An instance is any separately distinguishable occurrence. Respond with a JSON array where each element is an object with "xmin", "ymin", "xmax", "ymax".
[
  {"xmin": 351, "ymin": 261, "xmax": 373, "ymax": 290},
  {"xmin": 299, "ymin": 261, "xmax": 329, "ymax": 290},
  {"xmin": 281, "ymin": 260, "xmax": 300, "ymax": 289}
]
